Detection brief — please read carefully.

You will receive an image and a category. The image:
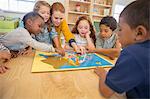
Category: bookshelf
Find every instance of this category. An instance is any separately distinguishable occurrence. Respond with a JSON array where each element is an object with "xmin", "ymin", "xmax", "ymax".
[{"xmin": 65, "ymin": 0, "xmax": 114, "ymax": 31}]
